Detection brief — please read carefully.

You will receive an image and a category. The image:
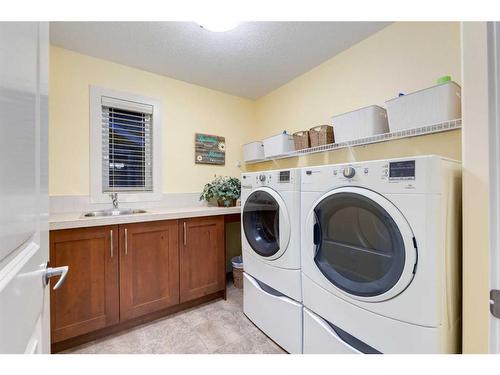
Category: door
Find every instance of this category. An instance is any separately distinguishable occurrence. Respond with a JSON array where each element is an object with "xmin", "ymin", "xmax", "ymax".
[
  {"xmin": 50, "ymin": 226, "xmax": 119, "ymax": 342},
  {"xmin": 306, "ymin": 186, "xmax": 417, "ymax": 302},
  {"xmin": 120, "ymin": 220, "xmax": 179, "ymax": 320},
  {"xmin": 0, "ymin": 22, "xmax": 56, "ymax": 354},
  {"xmin": 242, "ymin": 187, "xmax": 290, "ymax": 260},
  {"xmin": 488, "ymin": 21, "xmax": 500, "ymax": 353},
  {"xmin": 180, "ymin": 216, "xmax": 225, "ymax": 303}
]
